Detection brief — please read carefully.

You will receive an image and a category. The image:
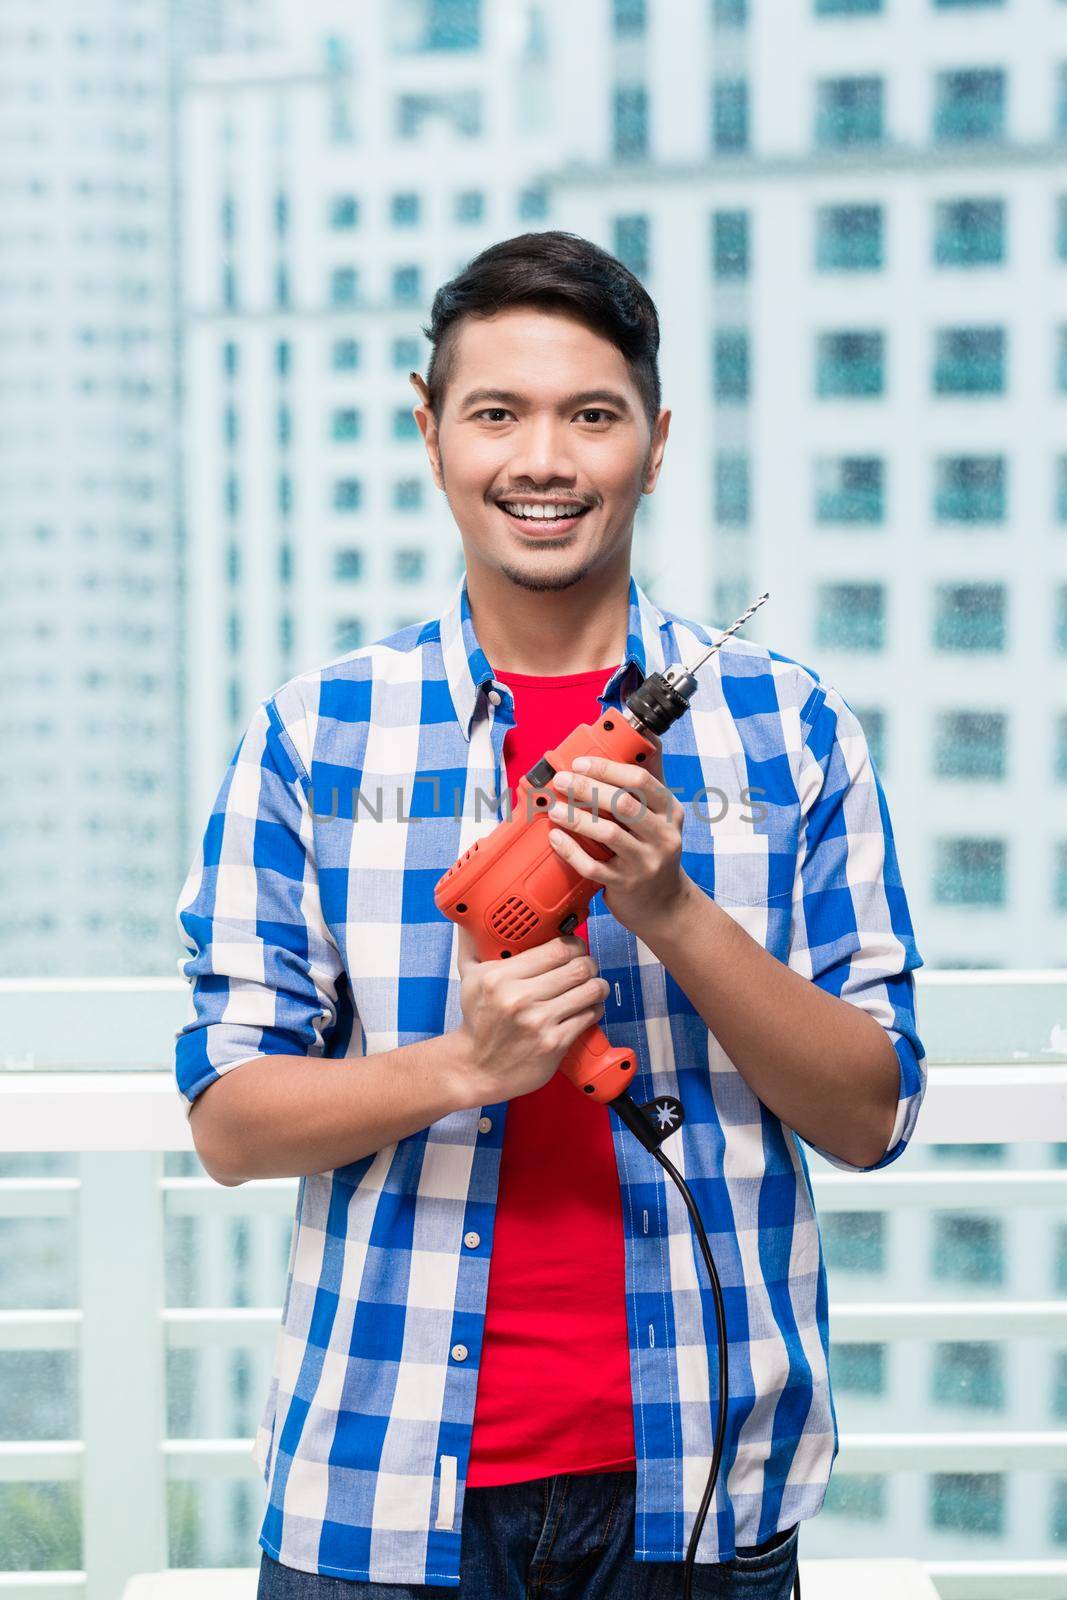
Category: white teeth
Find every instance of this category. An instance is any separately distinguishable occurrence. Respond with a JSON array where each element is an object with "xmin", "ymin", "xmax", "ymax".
[{"xmin": 502, "ymin": 502, "xmax": 585, "ymax": 520}]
